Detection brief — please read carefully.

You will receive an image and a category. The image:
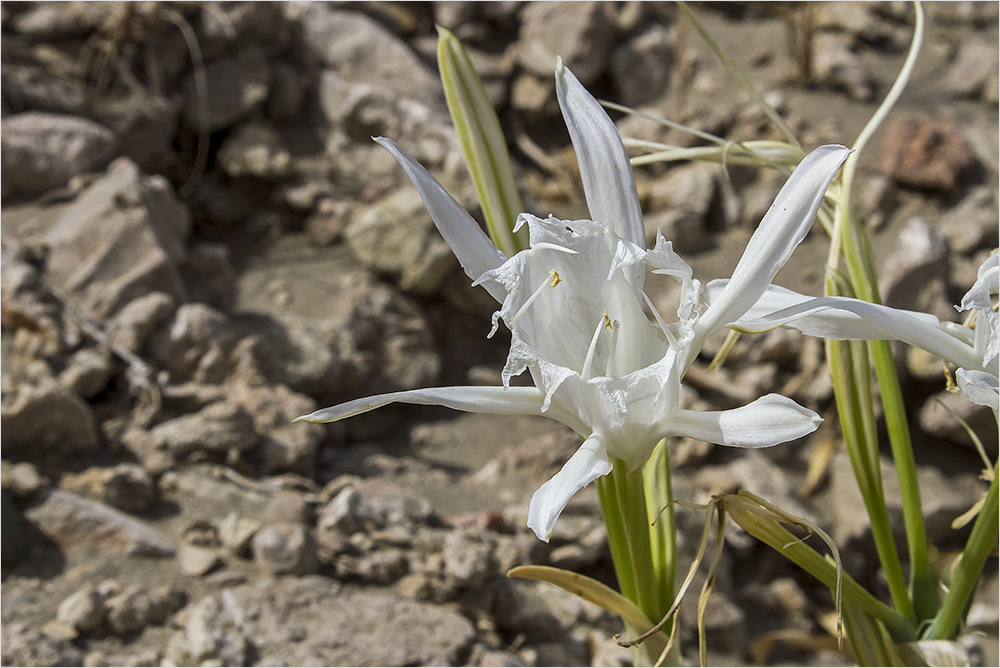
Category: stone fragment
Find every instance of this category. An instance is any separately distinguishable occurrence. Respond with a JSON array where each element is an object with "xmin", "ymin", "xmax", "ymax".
[
  {"xmin": 151, "ymin": 401, "xmax": 258, "ymax": 460},
  {"xmin": 305, "ymin": 199, "xmax": 352, "ymax": 246},
  {"xmin": 1, "ymin": 380, "xmax": 100, "ymax": 459},
  {"xmin": 1, "ymin": 112, "xmax": 116, "ymax": 197},
  {"xmin": 217, "ymin": 122, "xmax": 292, "ymax": 179},
  {"xmin": 43, "ymin": 158, "xmax": 189, "ymax": 320},
  {"xmin": 878, "ymin": 217, "xmax": 953, "ymax": 320},
  {"xmin": 104, "ymin": 292, "xmax": 177, "ymax": 355},
  {"xmin": 9, "ymin": 2, "xmax": 123, "ymax": 38},
  {"xmin": 23, "ymin": 489, "xmax": 175, "ymax": 557},
  {"xmin": 229, "ymin": 382, "xmax": 323, "ymax": 475},
  {"xmin": 57, "ymin": 347, "xmax": 114, "ymax": 399},
  {"xmin": 881, "ymin": 115, "xmax": 975, "ymax": 191},
  {"xmin": 443, "ymin": 529, "xmax": 496, "ymax": 588},
  {"xmin": 1, "ymin": 622, "xmax": 83, "ymax": 667},
  {"xmin": 1, "ymin": 460, "xmax": 50, "ymax": 499},
  {"xmin": 56, "ymin": 586, "xmax": 105, "ymax": 635},
  {"xmin": 944, "ymin": 38, "xmax": 1000, "ymax": 101},
  {"xmin": 169, "ymin": 594, "xmax": 247, "ymax": 666},
  {"xmin": 345, "ymin": 187, "xmax": 457, "ymax": 294},
  {"xmin": 260, "ymin": 490, "xmax": 313, "ymax": 526},
  {"xmin": 937, "ymin": 187, "xmax": 998, "ymax": 254},
  {"xmin": 180, "ymin": 47, "xmax": 271, "ymax": 131},
  {"xmin": 150, "ymin": 303, "xmax": 235, "ymax": 383},
  {"xmin": 251, "ymin": 523, "xmax": 318, "ymax": 576},
  {"xmin": 179, "ymin": 544, "xmax": 223, "ymax": 577},
  {"xmin": 335, "ymin": 548, "xmax": 409, "ymax": 584},
  {"xmin": 919, "ymin": 389, "xmax": 999, "ymax": 455},
  {"xmin": 518, "ymin": 1, "xmax": 615, "ymax": 85},
  {"xmin": 217, "ymin": 513, "xmax": 260, "ymax": 555},
  {"xmin": 611, "ymin": 24, "xmax": 674, "ymax": 106},
  {"xmin": 320, "ymin": 486, "xmax": 435, "ymax": 535},
  {"xmin": 59, "ymin": 463, "xmax": 155, "ymax": 514},
  {"xmin": 644, "ymin": 162, "xmax": 721, "ymax": 252},
  {"xmin": 810, "ymin": 32, "xmax": 876, "ymax": 101}
]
